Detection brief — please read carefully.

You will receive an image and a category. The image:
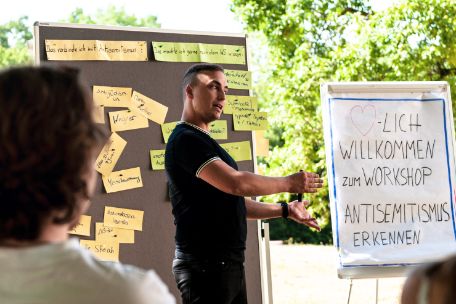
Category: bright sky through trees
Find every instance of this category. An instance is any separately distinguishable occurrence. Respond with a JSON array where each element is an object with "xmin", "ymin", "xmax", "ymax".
[{"xmin": 0, "ymin": 0, "xmax": 244, "ymax": 33}]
